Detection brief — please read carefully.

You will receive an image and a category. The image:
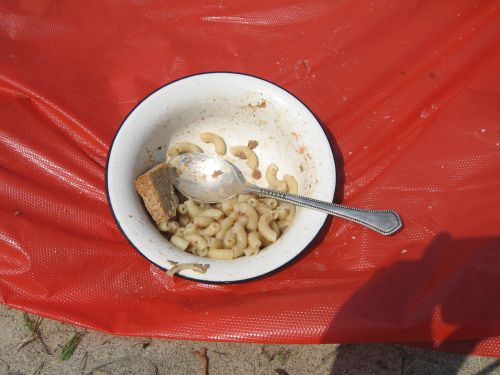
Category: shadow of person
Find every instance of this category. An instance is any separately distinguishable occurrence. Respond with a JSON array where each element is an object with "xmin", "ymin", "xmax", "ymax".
[{"xmin": 324, "ymin": 232, "xmax": 500, "ymax": 374}]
